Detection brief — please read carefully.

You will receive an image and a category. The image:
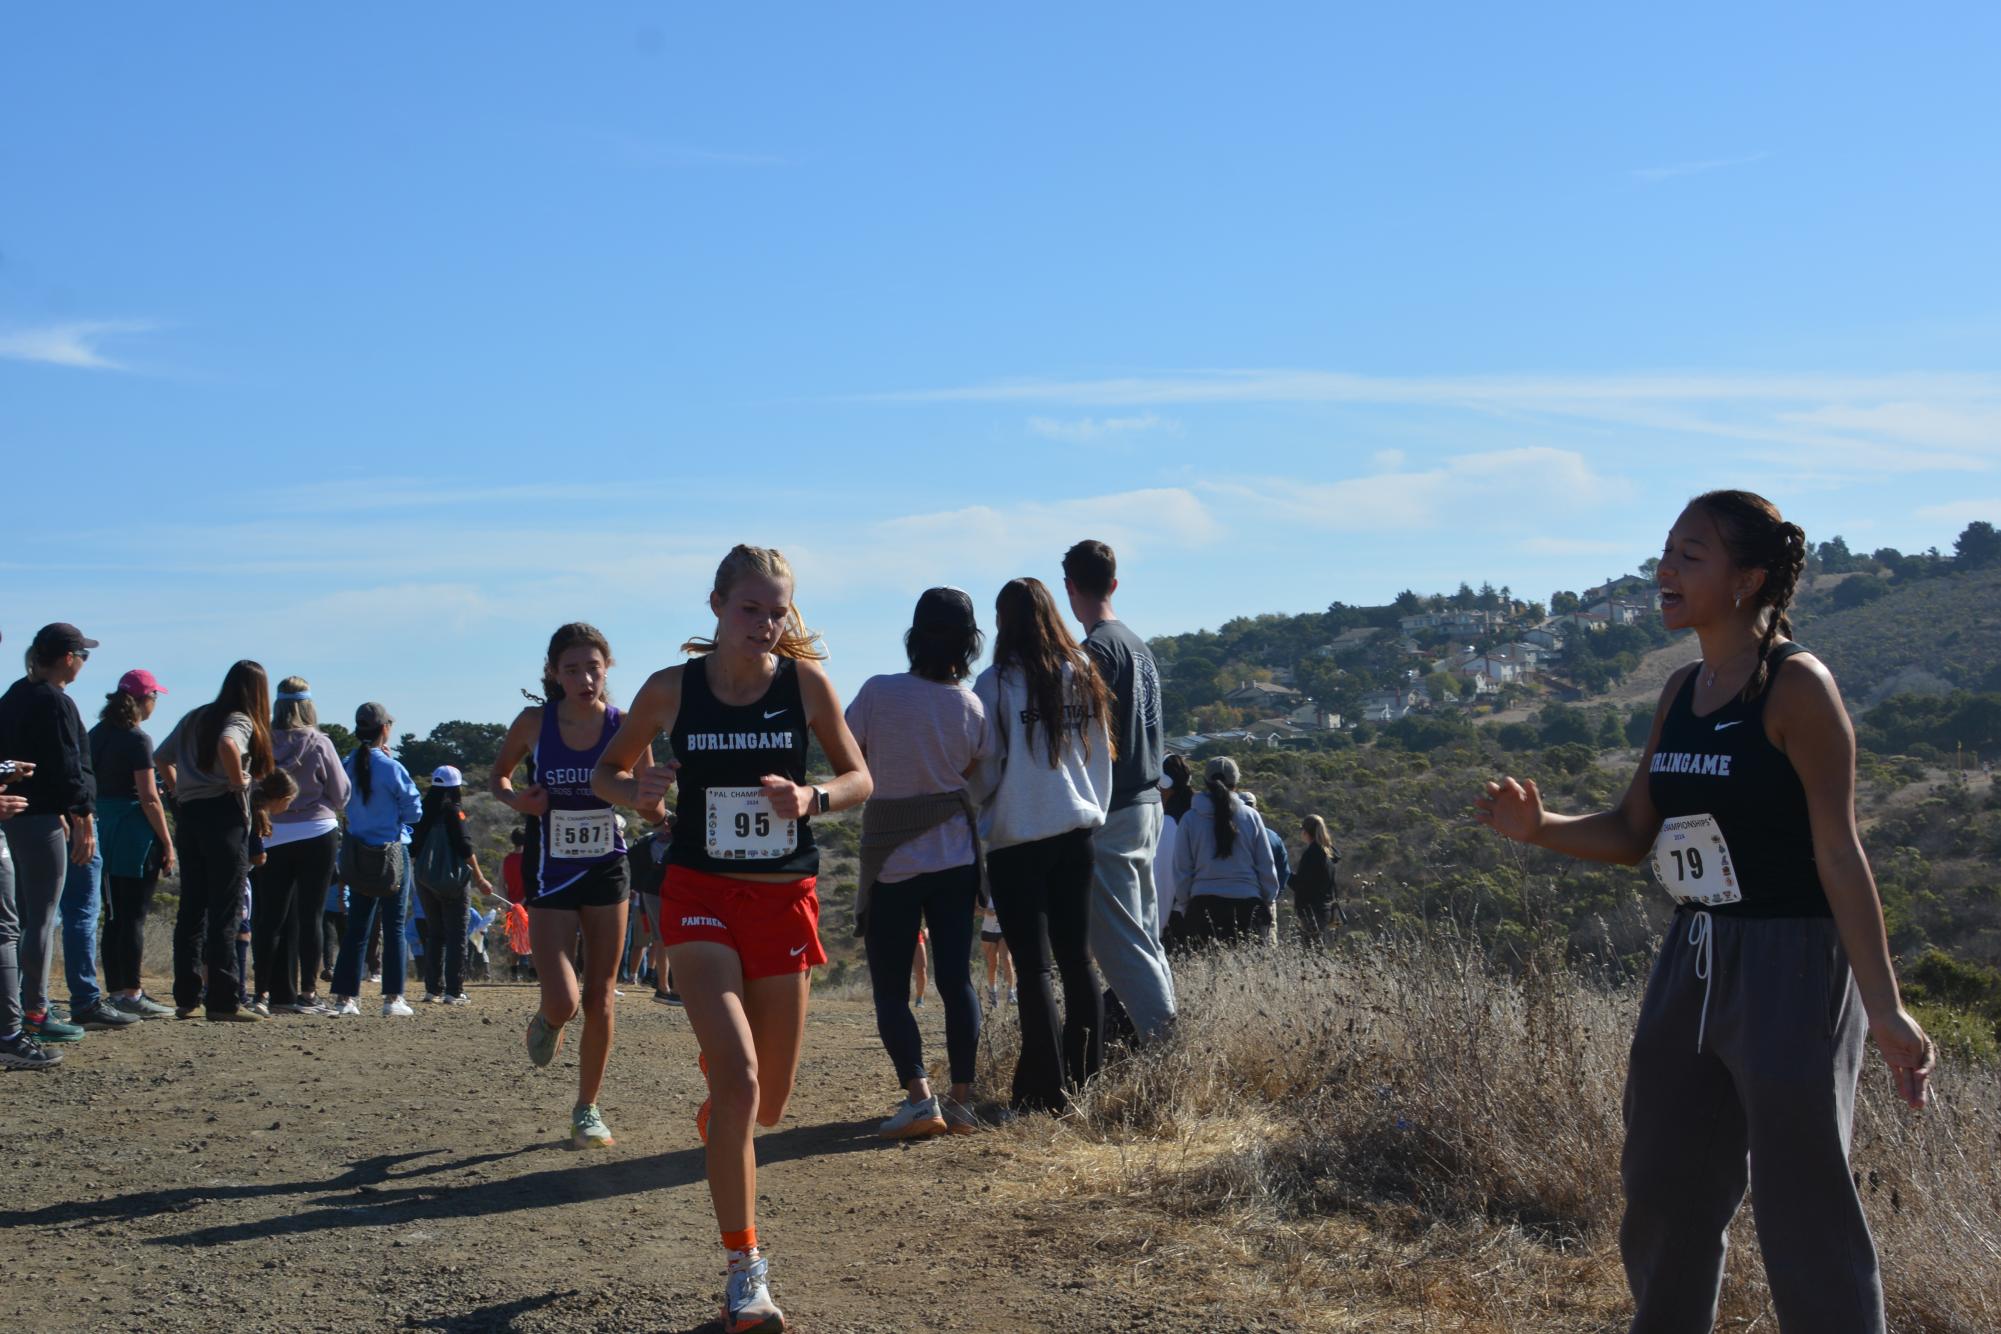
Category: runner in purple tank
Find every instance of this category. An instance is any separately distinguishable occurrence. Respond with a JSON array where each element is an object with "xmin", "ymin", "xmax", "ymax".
[{"xmin": 490, "ymin": 623, "xmax": 655, "ymax": 1148}]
